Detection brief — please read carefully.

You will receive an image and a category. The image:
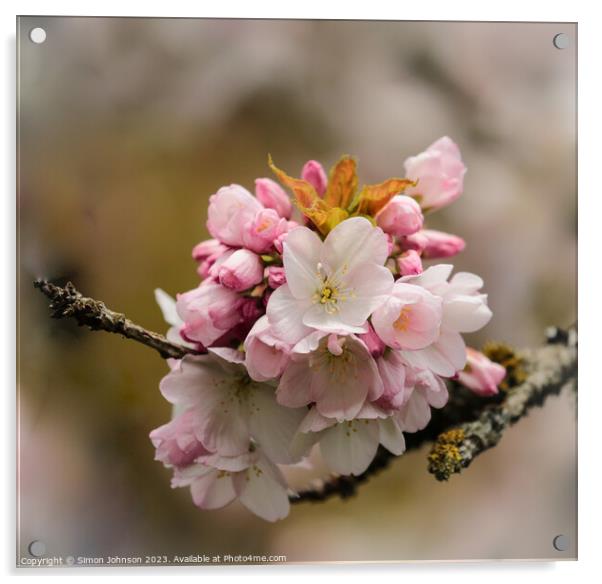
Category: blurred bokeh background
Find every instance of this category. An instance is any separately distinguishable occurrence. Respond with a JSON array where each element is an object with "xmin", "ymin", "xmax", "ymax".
[{"xmin": 17, "ymin": 17, "xmax": 576, "ymax": 563}]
